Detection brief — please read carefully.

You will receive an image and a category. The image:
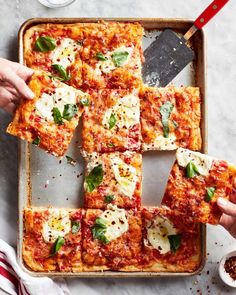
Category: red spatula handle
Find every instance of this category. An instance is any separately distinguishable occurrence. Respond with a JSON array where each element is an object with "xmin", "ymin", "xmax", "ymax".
[{"xmin": 194, "ymin": 0, "xmax": 229, "ymax": 29}]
